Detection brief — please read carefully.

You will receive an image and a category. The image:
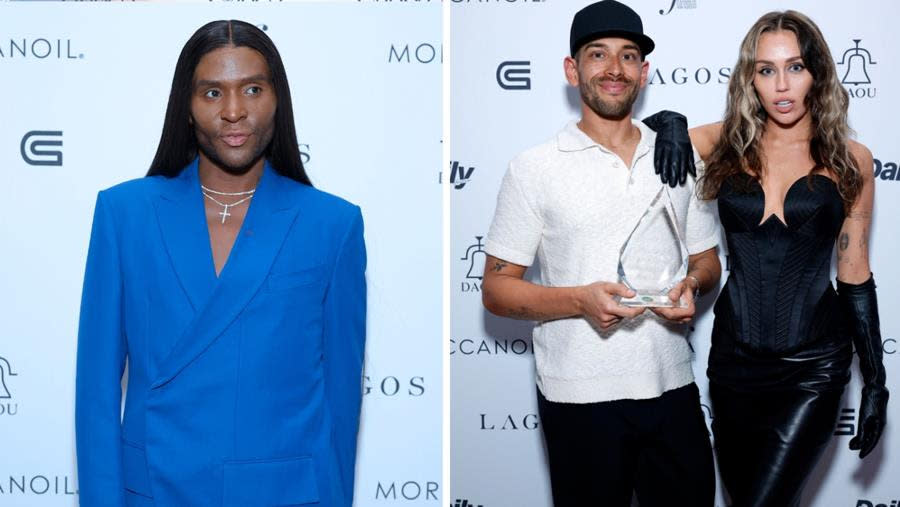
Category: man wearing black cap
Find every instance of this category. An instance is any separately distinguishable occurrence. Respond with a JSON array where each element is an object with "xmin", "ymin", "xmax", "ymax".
[{"xmin": 481, "ymin": 1, "xmax": 718, "ymax": 505}]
